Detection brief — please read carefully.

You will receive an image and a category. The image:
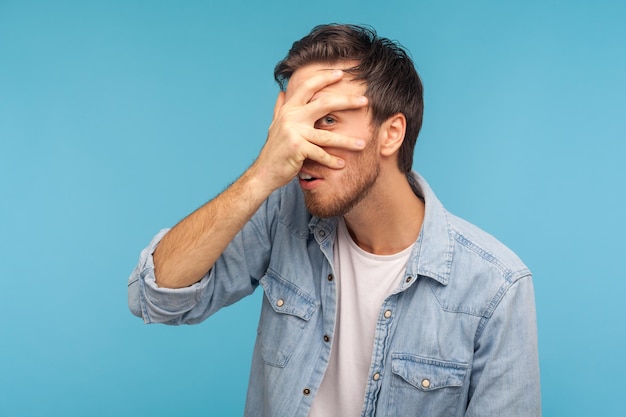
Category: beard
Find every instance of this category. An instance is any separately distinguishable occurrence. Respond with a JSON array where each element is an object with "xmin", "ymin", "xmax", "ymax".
[{"xmin": 303, "ymin": 137, "xmax": 380, "ymax": 218}]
